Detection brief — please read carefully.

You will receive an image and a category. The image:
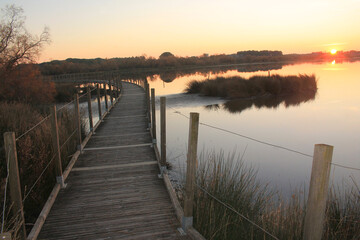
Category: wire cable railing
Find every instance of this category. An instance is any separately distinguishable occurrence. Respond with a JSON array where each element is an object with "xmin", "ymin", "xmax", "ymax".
[
  {"xmin": 165, "ymin": 104, "xmax": 360, "ymax": 172},
  {"xmin": 60, "ymin": 129, "xmax": 78, "ymax": 151},
  {"xmin": 22, "ymin": 155, "xmax": 56, "ymax": 203},
  {"xmin": 15, "ymin": 115, "xmax": 51, "ymax": 142}
]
